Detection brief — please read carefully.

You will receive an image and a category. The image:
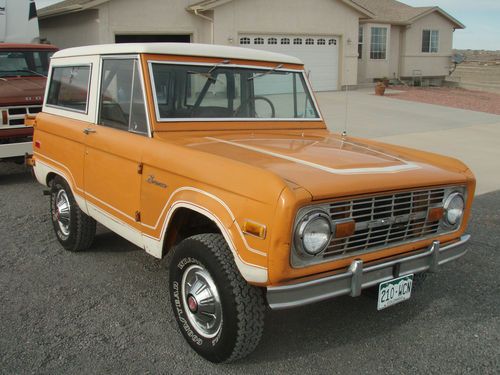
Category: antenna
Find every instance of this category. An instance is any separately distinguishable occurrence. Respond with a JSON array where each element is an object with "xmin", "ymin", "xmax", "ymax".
[{"xmin": 342, "ymin": 68, "xmax": 349, "ymax": 140}]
